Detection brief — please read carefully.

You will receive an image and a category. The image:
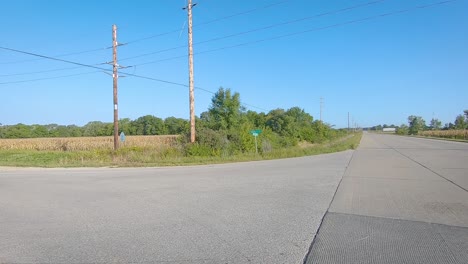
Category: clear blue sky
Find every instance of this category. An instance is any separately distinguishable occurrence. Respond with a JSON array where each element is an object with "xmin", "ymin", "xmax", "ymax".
[{"xmin": 1, "ymin": 0, "xmax": 467, "ymax": 128}]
